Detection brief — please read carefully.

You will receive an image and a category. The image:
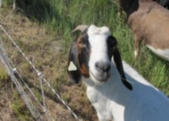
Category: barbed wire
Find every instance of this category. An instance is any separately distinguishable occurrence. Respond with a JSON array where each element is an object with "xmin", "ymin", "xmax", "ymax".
[
  {"xmin": 4, "ymin": 46, "xmax": 55, "ymax": 121},
  {"xmin": 8, "ymin": 59, "xmax": 55, "ymax": 121},
  {"xmin": 0, "ymin": 39, "xmax": 42, "ymax": 121},
  {"xmin": 9, "ymin": 61, "xmax": 46, "ymax": 112},
  {"xmin": 0, "ymin": 24, "xmax": 79, "ymax": 120}
]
